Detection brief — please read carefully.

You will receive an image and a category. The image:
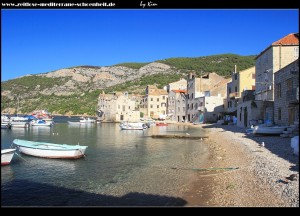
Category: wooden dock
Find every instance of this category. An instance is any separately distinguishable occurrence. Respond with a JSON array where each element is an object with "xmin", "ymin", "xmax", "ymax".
[{"xmin": 149, "ymin": 134, "xmax": 208, "ymax": 140}]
